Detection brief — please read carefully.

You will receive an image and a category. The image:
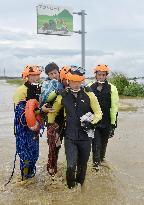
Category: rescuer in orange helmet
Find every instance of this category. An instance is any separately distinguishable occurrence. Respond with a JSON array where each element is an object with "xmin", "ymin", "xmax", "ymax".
[
  {"xmin": 87, "ymin": 64, "xmax": 119, "ymax": 171},
  {"xmin": 48, "ymin": 65, "xmax": 102, "ymax": 189}
]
